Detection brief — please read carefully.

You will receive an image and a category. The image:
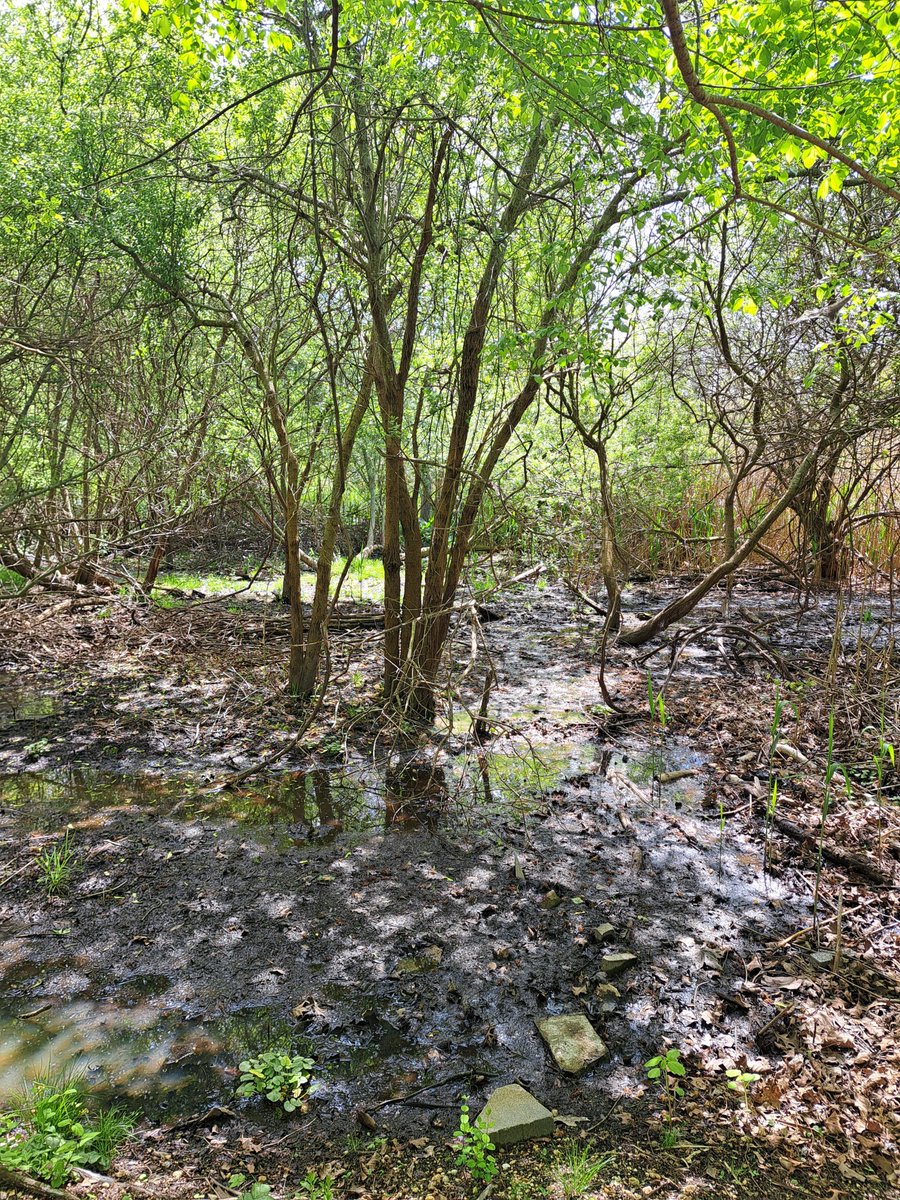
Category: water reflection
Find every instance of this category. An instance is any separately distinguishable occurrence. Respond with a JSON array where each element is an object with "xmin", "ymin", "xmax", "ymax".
[{"xmin": 0, "ymin": 983, "xmax": 296, "ymax": 1117}]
